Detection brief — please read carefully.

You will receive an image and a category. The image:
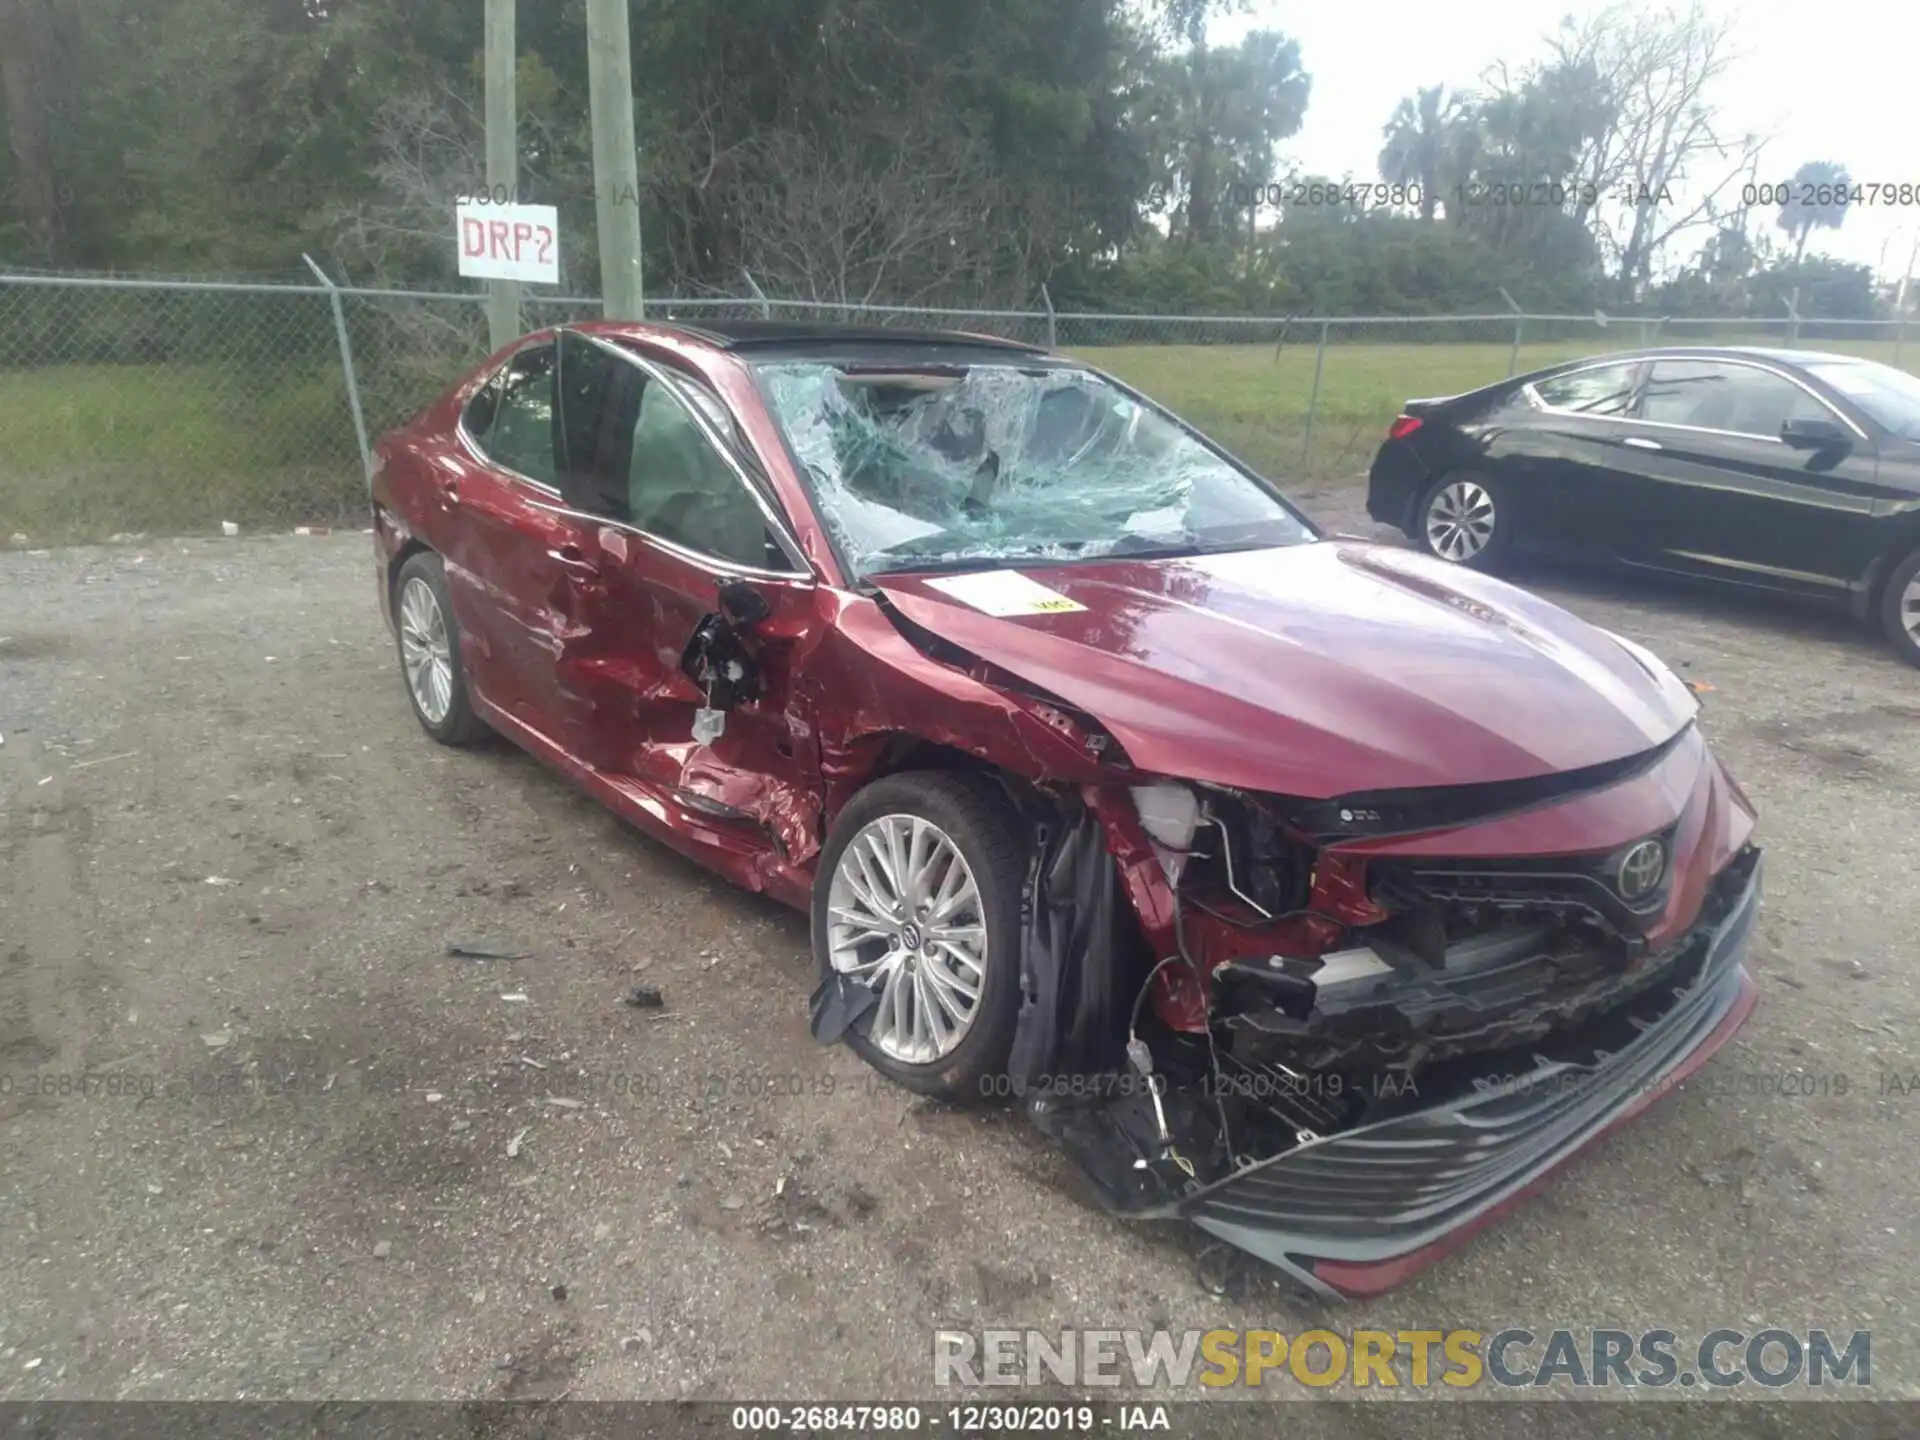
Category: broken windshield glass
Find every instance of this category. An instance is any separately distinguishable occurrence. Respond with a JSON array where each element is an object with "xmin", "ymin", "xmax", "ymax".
[{"xmin": 753, "ymin": 361, "xmax": 1314, "ymax": 579}]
